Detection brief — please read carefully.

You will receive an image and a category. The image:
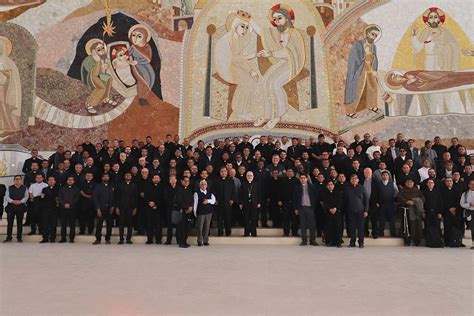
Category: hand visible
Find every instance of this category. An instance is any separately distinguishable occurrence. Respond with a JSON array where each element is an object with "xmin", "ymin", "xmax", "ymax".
[
  {"xmin": 203, "ymin": 199, "xmax": 209, "ymax": 205},
  {"xmin": 97, "ymin": 210, "xmax": 102, "ymax": 218},
  {"xmin": 363, "ymin": 212, "xmax": 368, "ymax": 218},
  {"xmin": 116, "ymin": 207, "xmax": 120, "ymax": 215},
  {"xmin": 295, "ymin": 209, "xmax": 299, "ymax": 215},
  {"xmin": 257, "ymin": 204, "xmax": 261, "ymax": 208},
  {"xmin": 132, "ymin": 208, "xmax": 137, "ymax": 216}
]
